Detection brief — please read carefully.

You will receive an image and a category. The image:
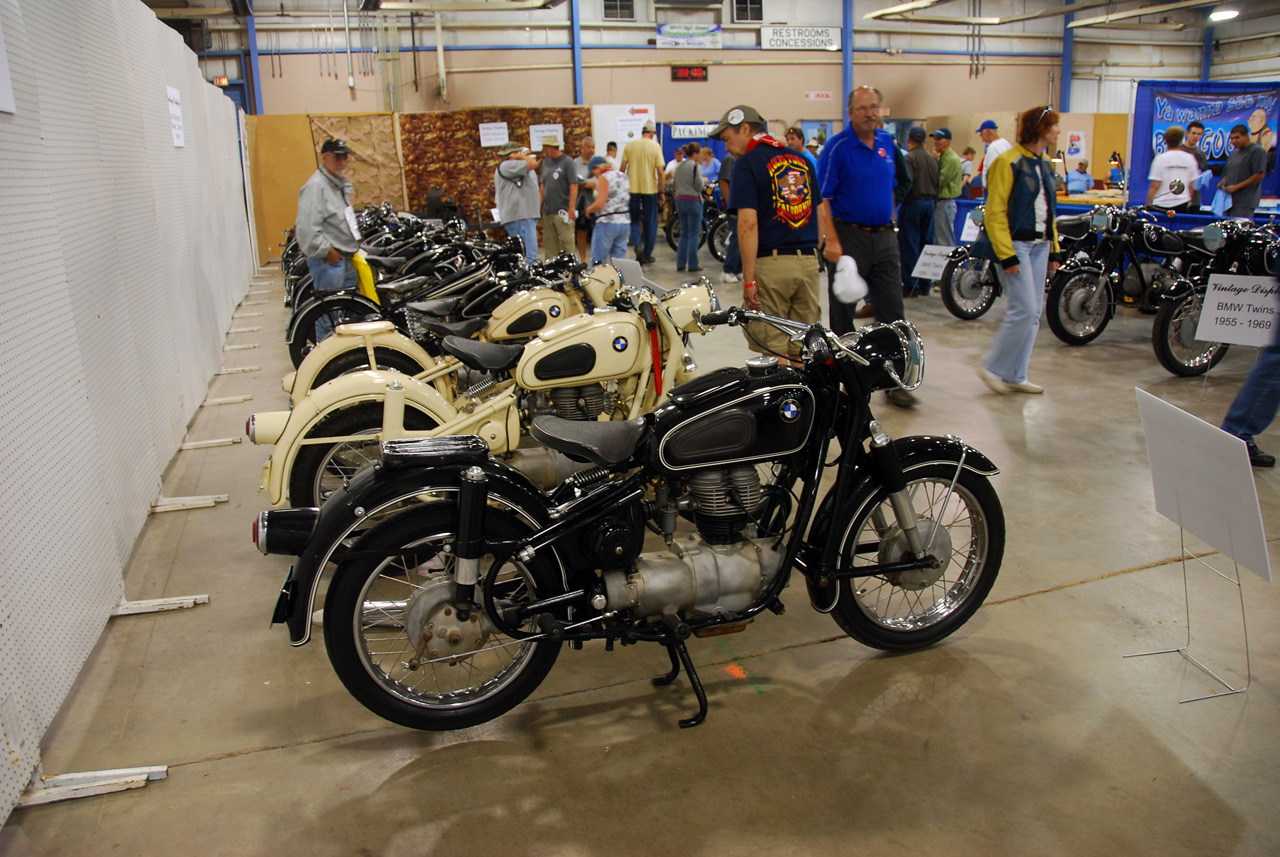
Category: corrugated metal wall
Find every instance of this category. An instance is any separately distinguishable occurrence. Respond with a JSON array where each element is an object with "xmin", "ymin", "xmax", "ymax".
[{"xmin": 0, "ymin": 0, "xmax": 252, "ymax": 821}]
